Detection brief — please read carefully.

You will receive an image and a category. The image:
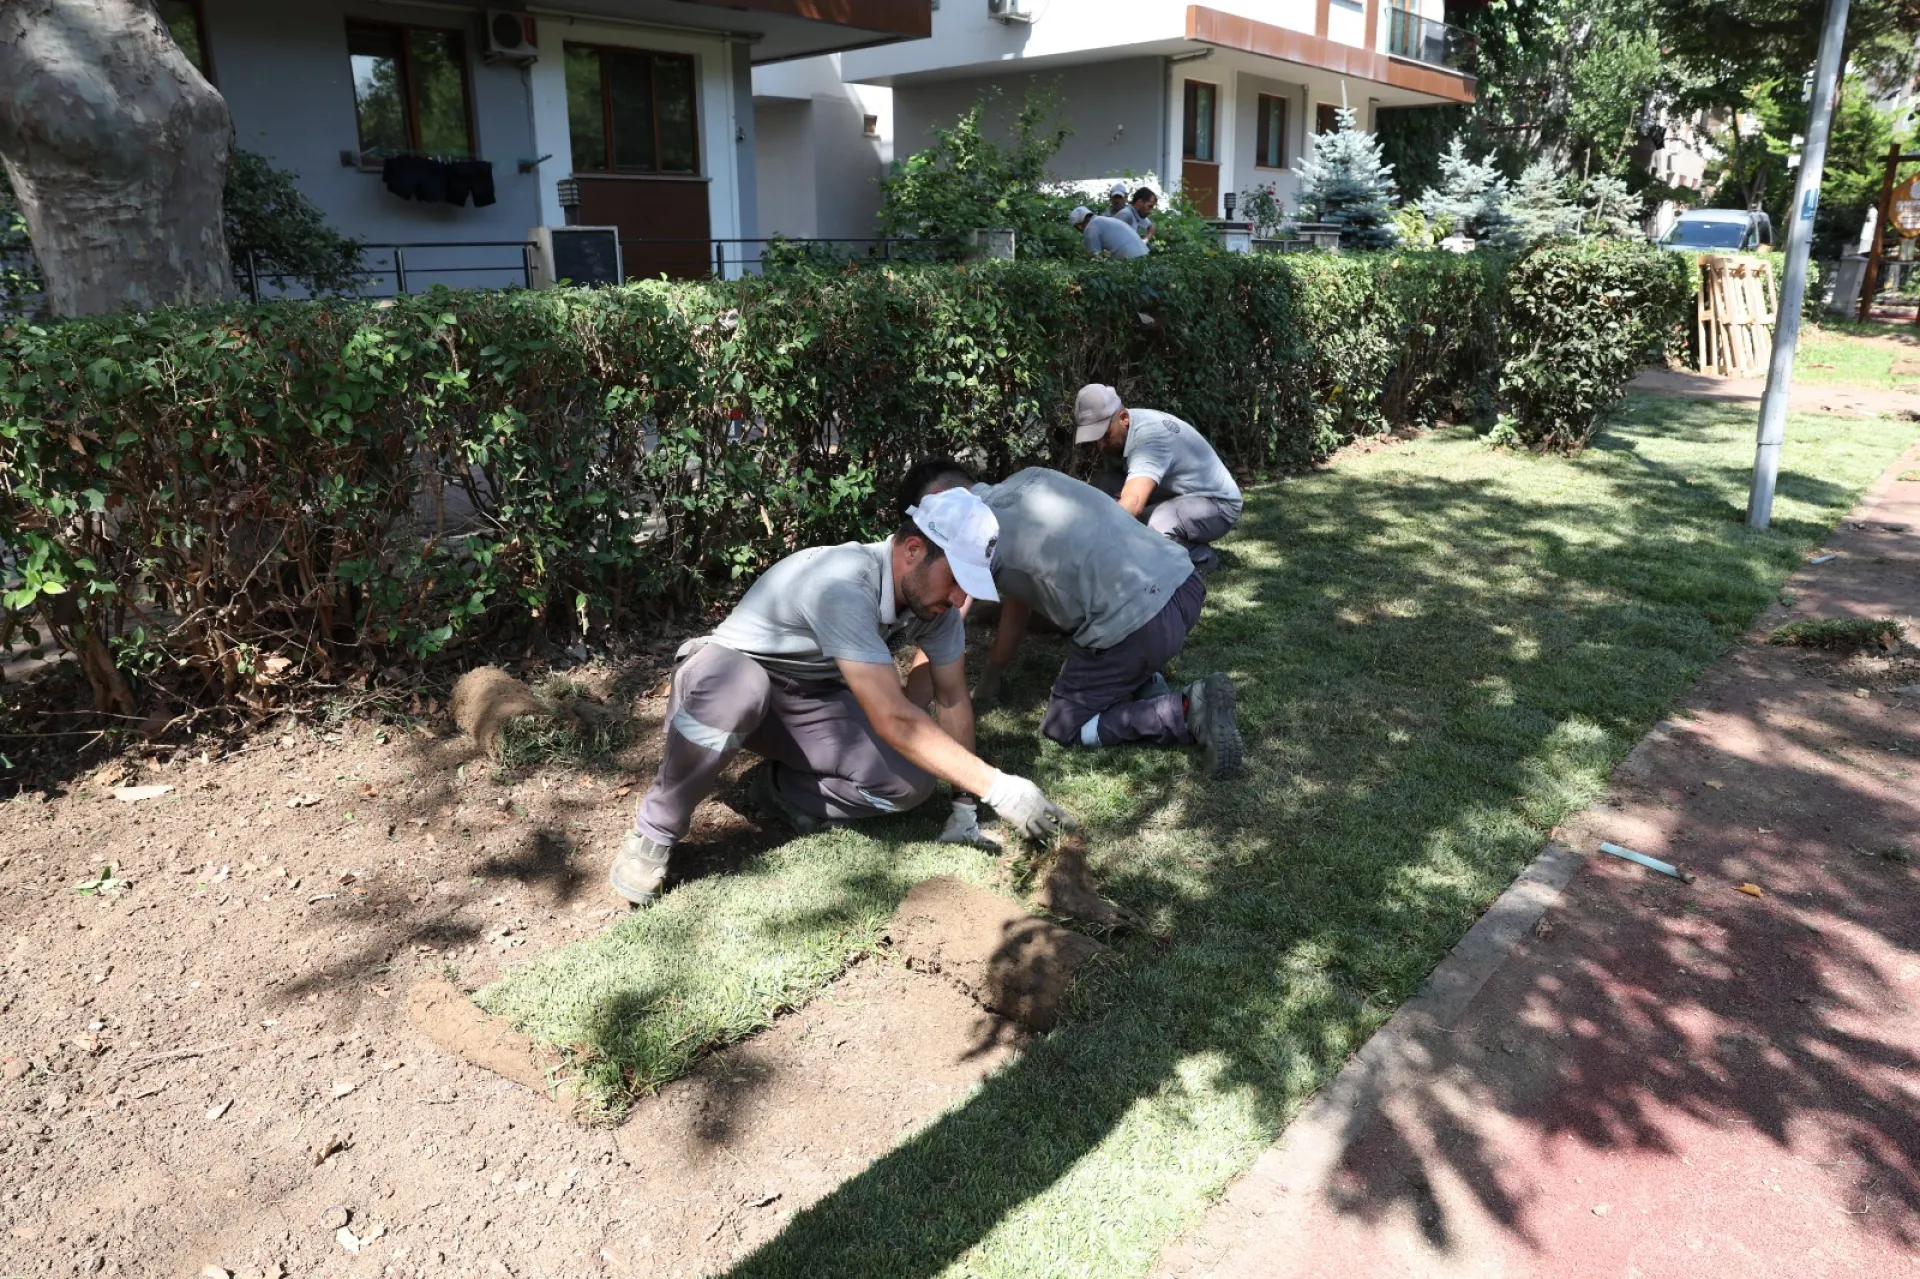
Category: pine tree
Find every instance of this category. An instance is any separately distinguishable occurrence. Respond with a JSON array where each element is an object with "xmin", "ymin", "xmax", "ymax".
[
  {"xmin": 1416, "ymin": 136, "xmax": 1516, "ymax": 247},
  {"xmin": 1579, "ymin": 173, "xmax": 1644, "ymax": 239},
  {"xmin": 1293, "ymin": 105, "xmax": 1399, "ymax": 249},
  {"xmin": 1508, "ymin": 160, "xmax": 1579, "ymax": 244}
]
